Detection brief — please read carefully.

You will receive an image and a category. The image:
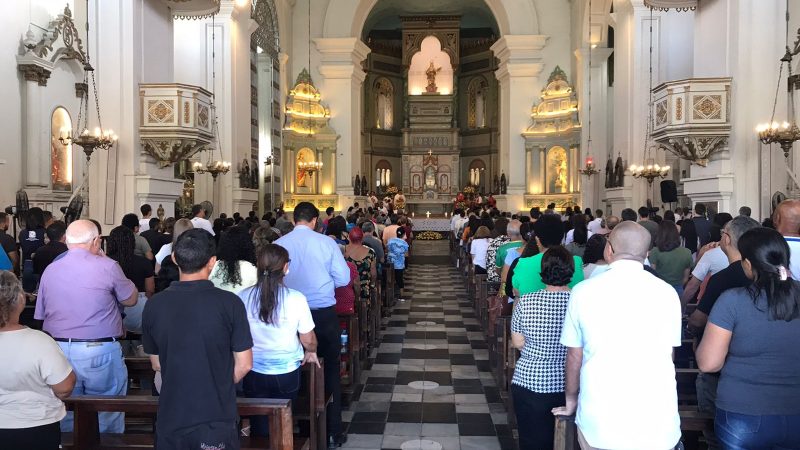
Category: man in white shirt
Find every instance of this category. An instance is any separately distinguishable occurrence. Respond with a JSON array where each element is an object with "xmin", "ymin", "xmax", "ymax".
[
  {"xmin": 587, "ymin": 209, "xmax": 604, "ymax": 234},
  {"xmin": 190, "ymin": 204, "xmax": 215, "ymax": 236},
  {"xmin": 773, "ymin": 199, "xmax": 800, "ymax": 279},
  {"xmin": 680, "ymin": 244, "xmax": 728, "ymax": 307},
  {"xmin": 139, "ymin": 204, "xmax": 152, "ymax": 232},
  {"xmin": 554, "ymin": 222, "xmax": 682, "ymax": 450}
]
